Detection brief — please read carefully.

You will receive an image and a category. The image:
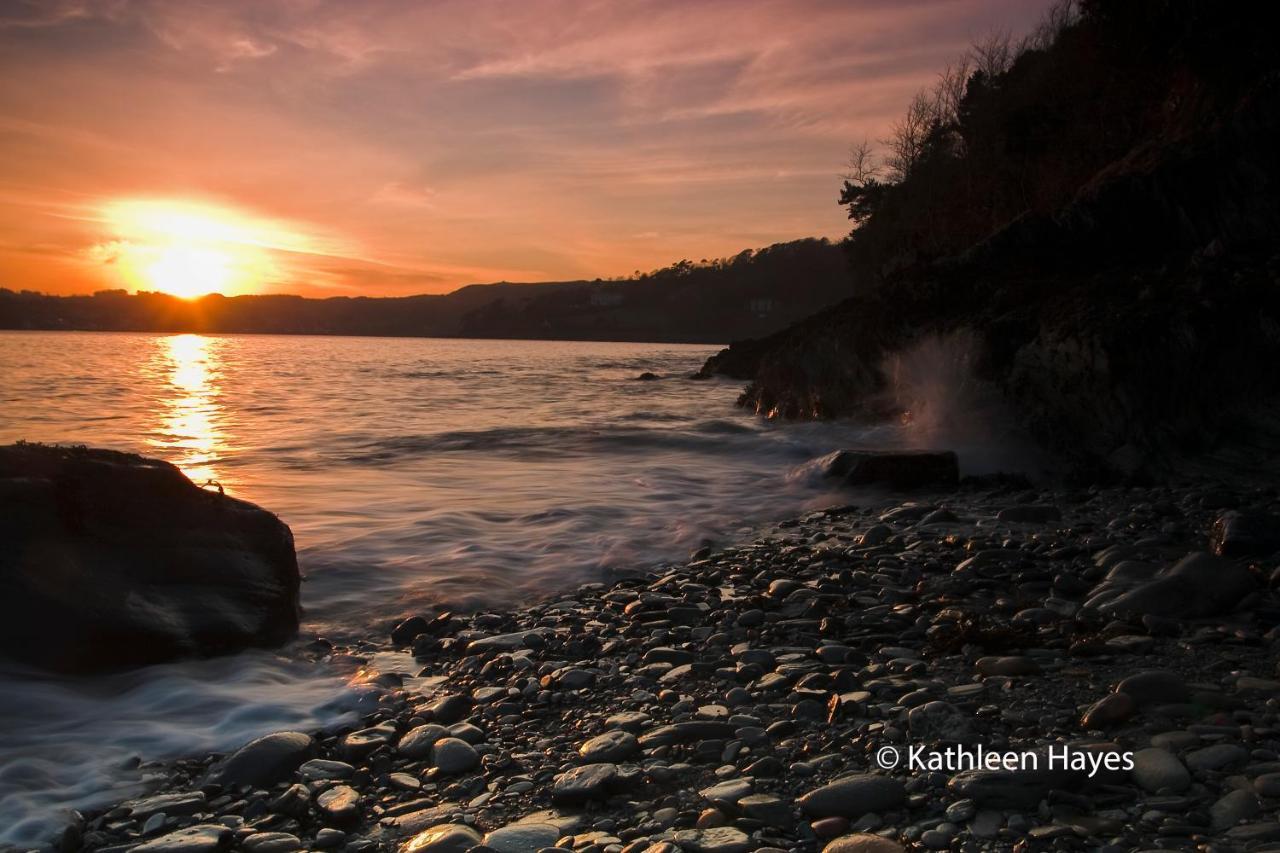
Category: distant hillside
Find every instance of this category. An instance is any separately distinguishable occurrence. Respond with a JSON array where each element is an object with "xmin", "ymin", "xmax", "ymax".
[{"xmin": 0, "ymin": 238, "xmax": 848, "ymax": 344}]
